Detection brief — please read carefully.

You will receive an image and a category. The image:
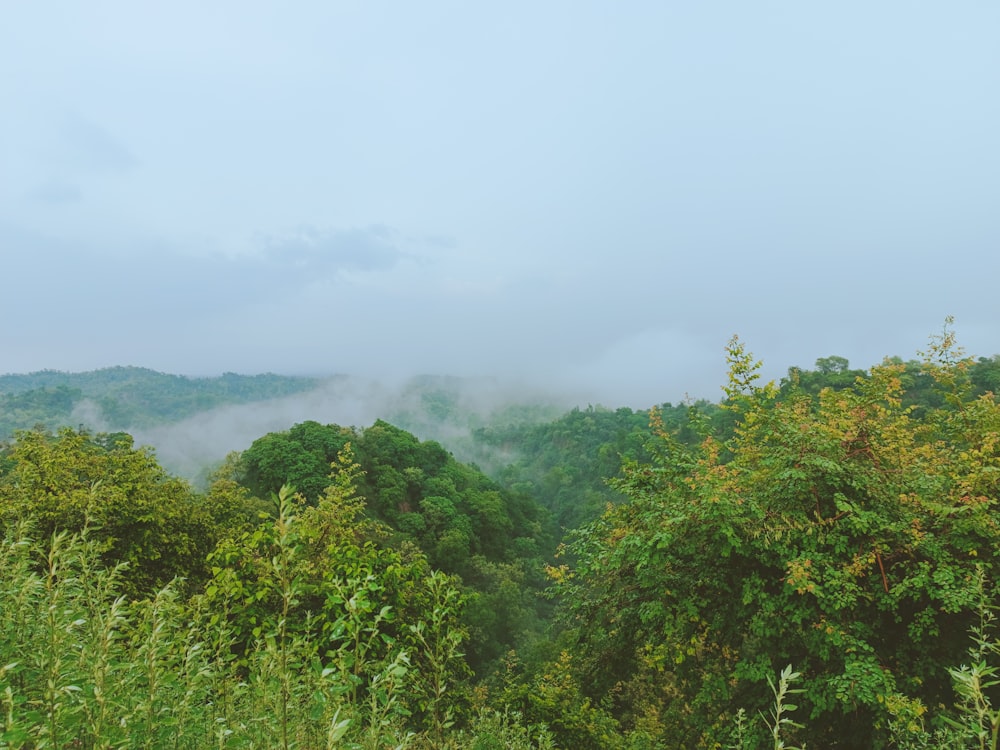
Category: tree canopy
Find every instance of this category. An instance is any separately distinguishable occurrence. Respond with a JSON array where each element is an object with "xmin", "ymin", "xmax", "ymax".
[
  {"xmin": 540, "ymin": 333, "xmax": 1000, "ymax": 747},
  {"xmin": 5, "ymin": 332, "xmax": 1000, "ymax": 746}
]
